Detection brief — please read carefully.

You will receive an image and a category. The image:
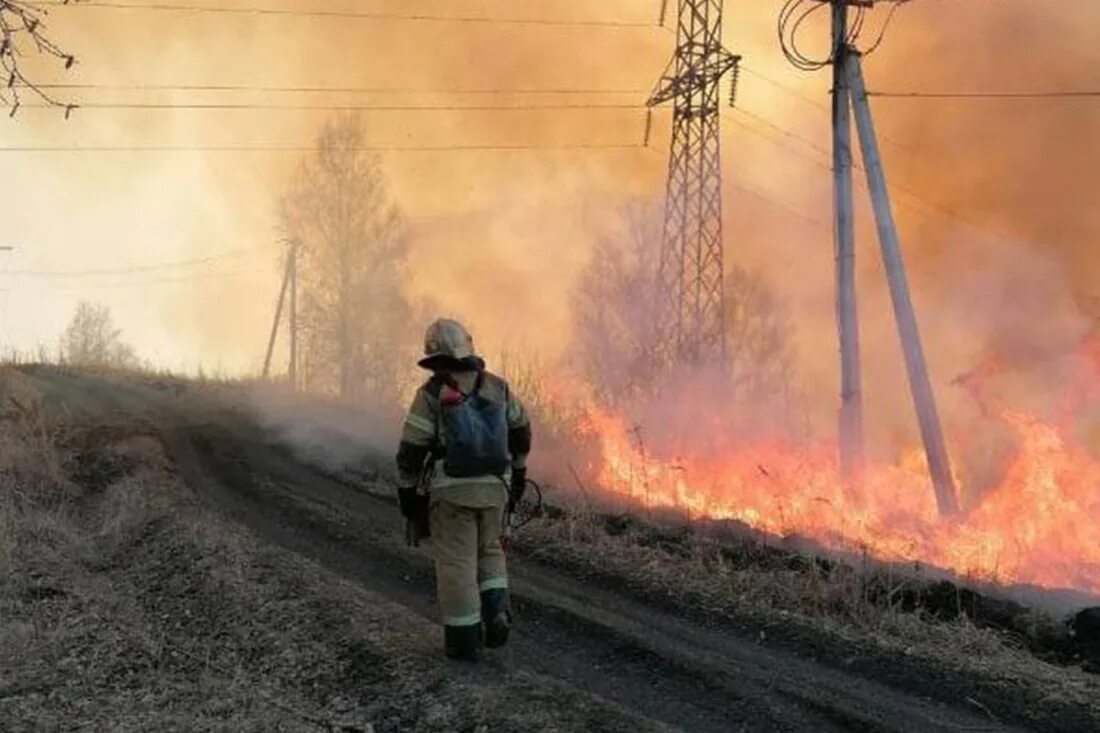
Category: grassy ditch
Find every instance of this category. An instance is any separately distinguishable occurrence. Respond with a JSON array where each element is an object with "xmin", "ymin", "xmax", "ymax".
[{"xmin": 517, "ymin": 503, "xmax": 1100, "ymax": 728}]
